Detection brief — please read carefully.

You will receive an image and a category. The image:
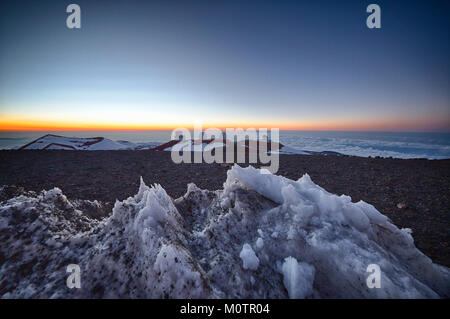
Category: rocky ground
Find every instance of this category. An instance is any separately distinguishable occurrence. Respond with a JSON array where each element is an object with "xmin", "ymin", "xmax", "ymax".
[{"xmin": 0, "ymin": 150, "xmax": 449, "ymax": 267}]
